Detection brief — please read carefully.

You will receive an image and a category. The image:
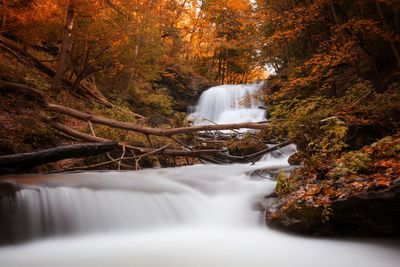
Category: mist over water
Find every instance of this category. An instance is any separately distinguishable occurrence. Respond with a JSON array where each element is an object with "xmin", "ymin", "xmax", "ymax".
[{"xmin": 1, "ymin": 83, "xmax": 399, "ymax": 266}]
